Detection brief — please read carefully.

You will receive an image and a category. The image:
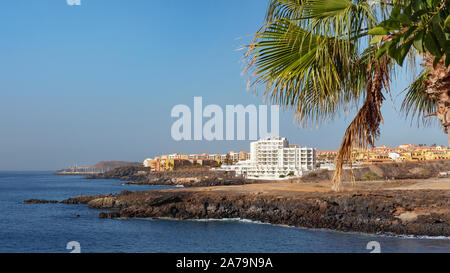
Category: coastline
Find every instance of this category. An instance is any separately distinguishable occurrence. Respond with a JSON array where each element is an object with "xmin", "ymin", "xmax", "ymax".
[
  {"xmin": 184, "ymin": 218, "xmax": 450, "ymax": 240},
  {"xmin": 26, "ymin": 178, "xmax": 450, "ymax": 237}
]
